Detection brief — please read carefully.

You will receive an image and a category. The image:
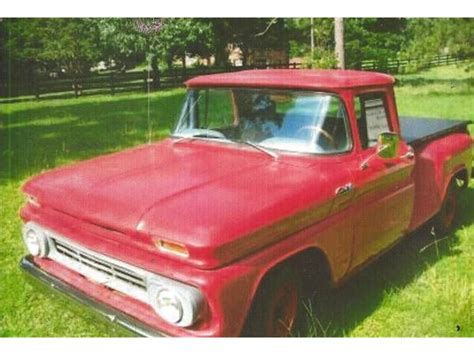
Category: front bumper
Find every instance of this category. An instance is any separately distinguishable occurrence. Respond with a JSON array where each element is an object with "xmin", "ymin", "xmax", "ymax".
[{"xmin": 20, "ymin": 256, "xmax": 168, "ymax": 337}]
